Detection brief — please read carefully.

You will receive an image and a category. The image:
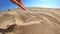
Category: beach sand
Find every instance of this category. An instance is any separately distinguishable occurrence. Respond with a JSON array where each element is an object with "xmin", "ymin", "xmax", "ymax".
[{"xmin": 0, "ymin": 8, "xmax": 60, "ymax": 34}]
